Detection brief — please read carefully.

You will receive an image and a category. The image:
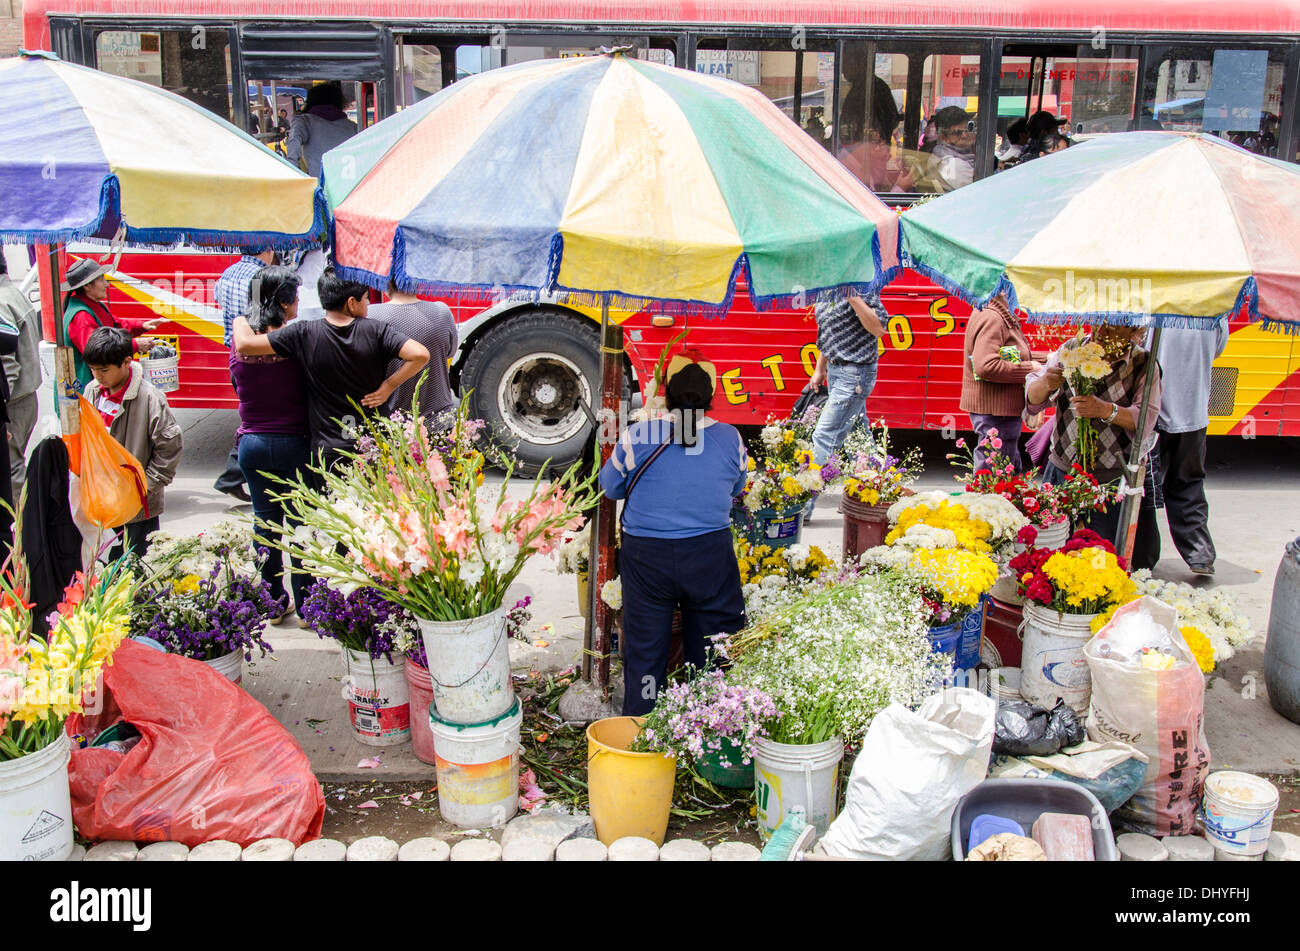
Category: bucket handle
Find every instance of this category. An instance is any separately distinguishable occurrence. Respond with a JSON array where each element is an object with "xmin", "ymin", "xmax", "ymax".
[
  {"xmin": 430, "ymin": 625, "xmax": 508, "ymax": 691},
  {"xmin": 1016, "ymin": 614, "xmax": 1029, "ymax": 642}
]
